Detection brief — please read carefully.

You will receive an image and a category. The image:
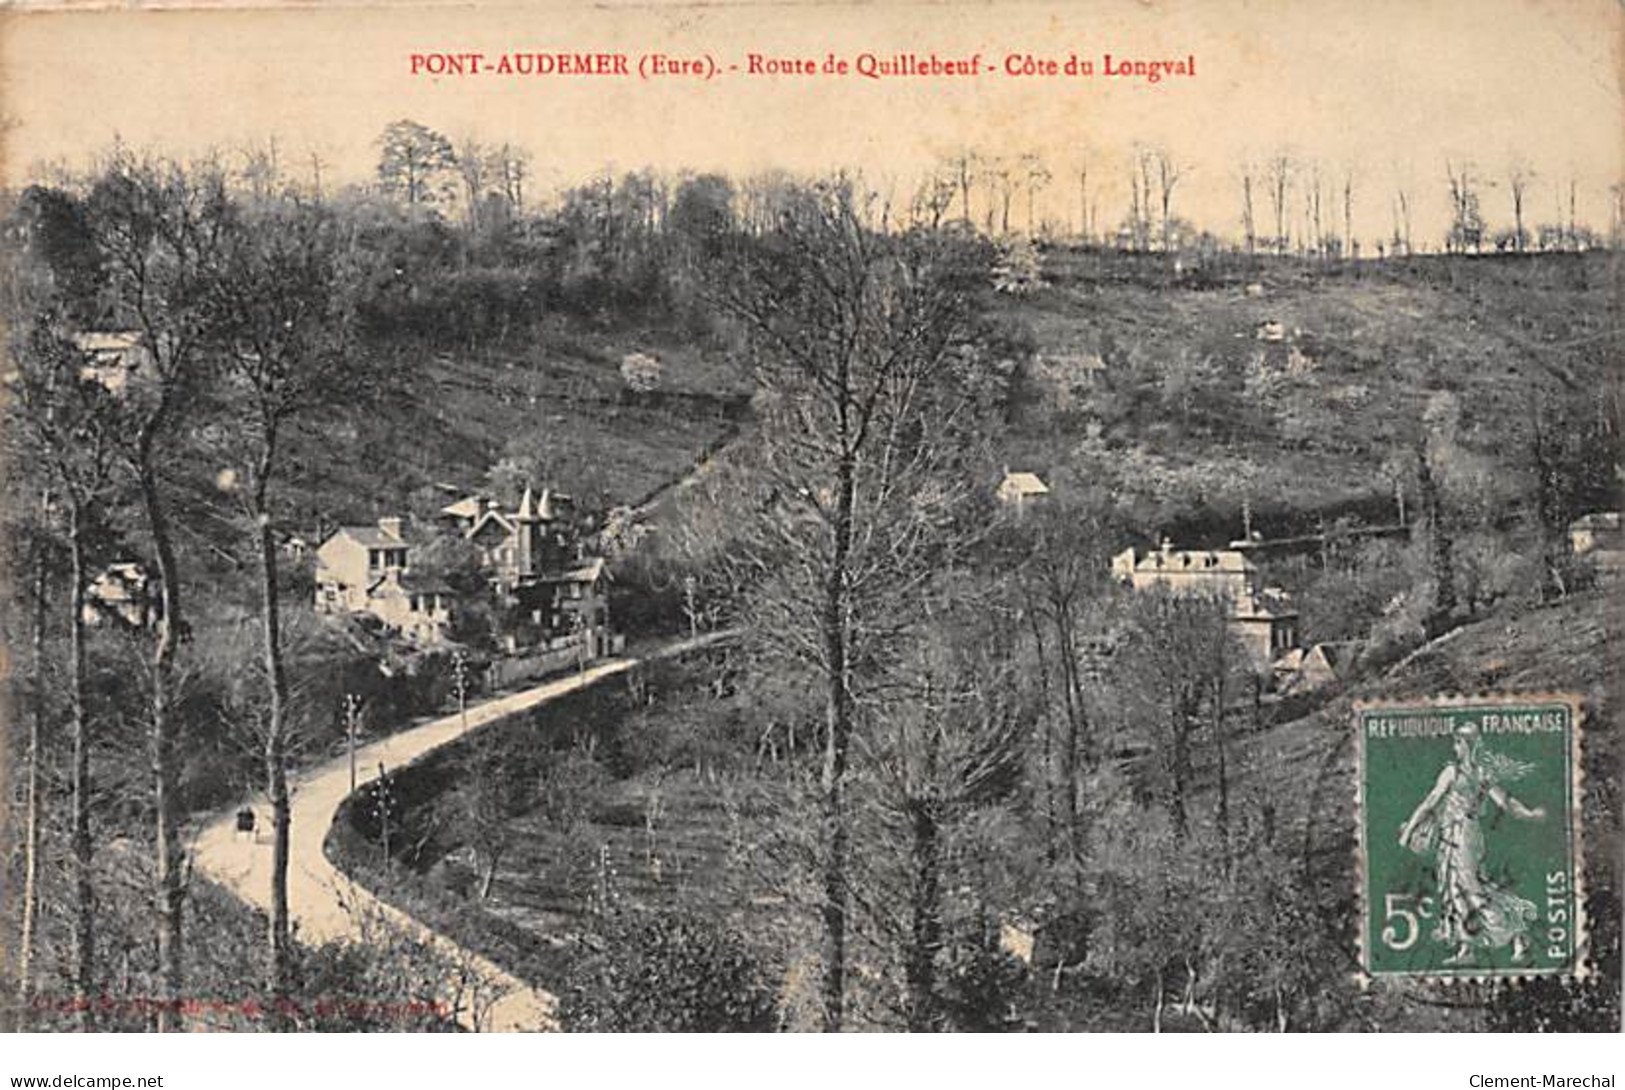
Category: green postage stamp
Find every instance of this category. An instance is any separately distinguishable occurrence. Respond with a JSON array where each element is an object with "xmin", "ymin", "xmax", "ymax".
[{"xmin": 1356, "ymin": 694, "xmax": 1584, "ymax": 980}]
